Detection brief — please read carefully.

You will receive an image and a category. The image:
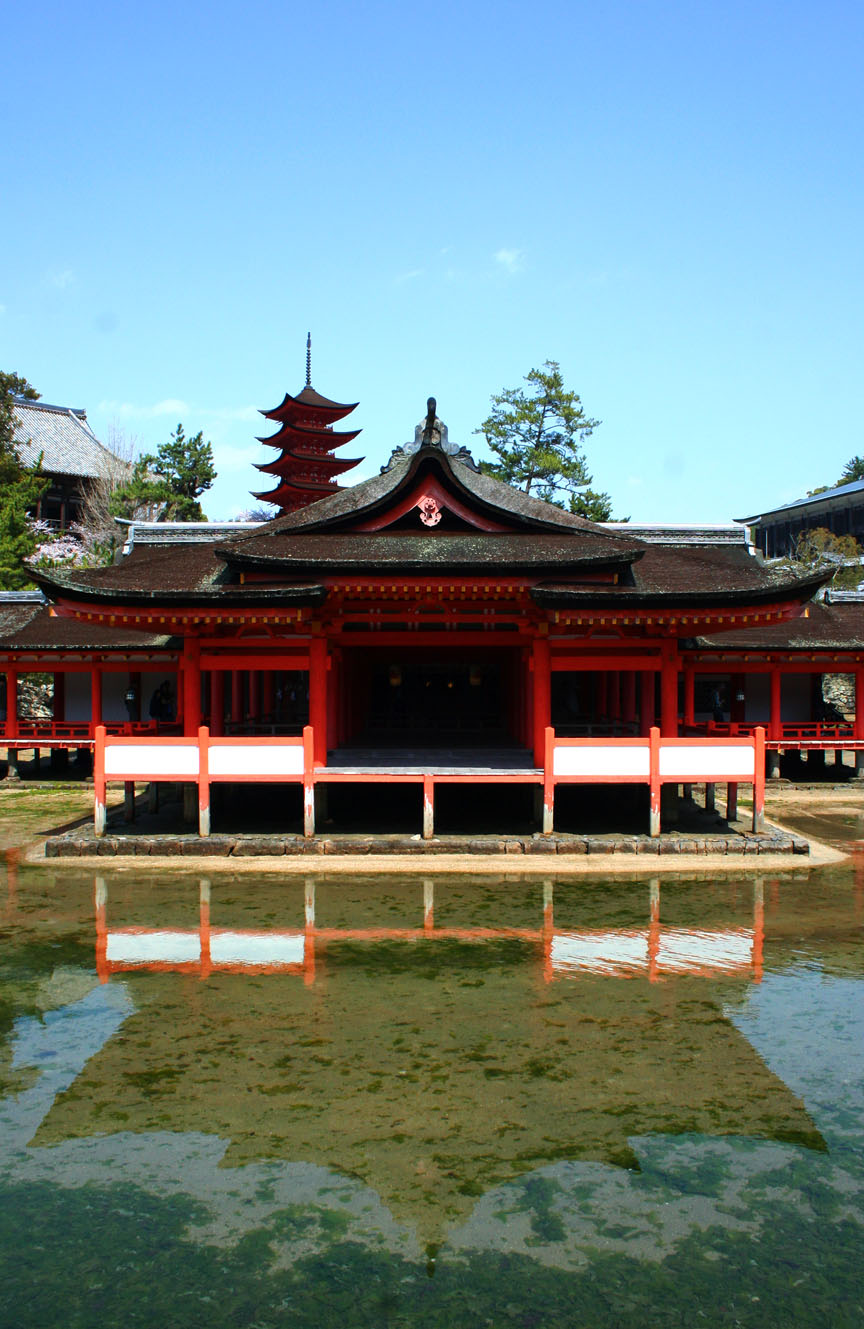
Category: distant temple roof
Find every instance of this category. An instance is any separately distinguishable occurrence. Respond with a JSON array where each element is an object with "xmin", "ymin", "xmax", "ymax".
[{"xmin": 12, "ymin": 398, "xmax": 126, "ymax": 480}]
